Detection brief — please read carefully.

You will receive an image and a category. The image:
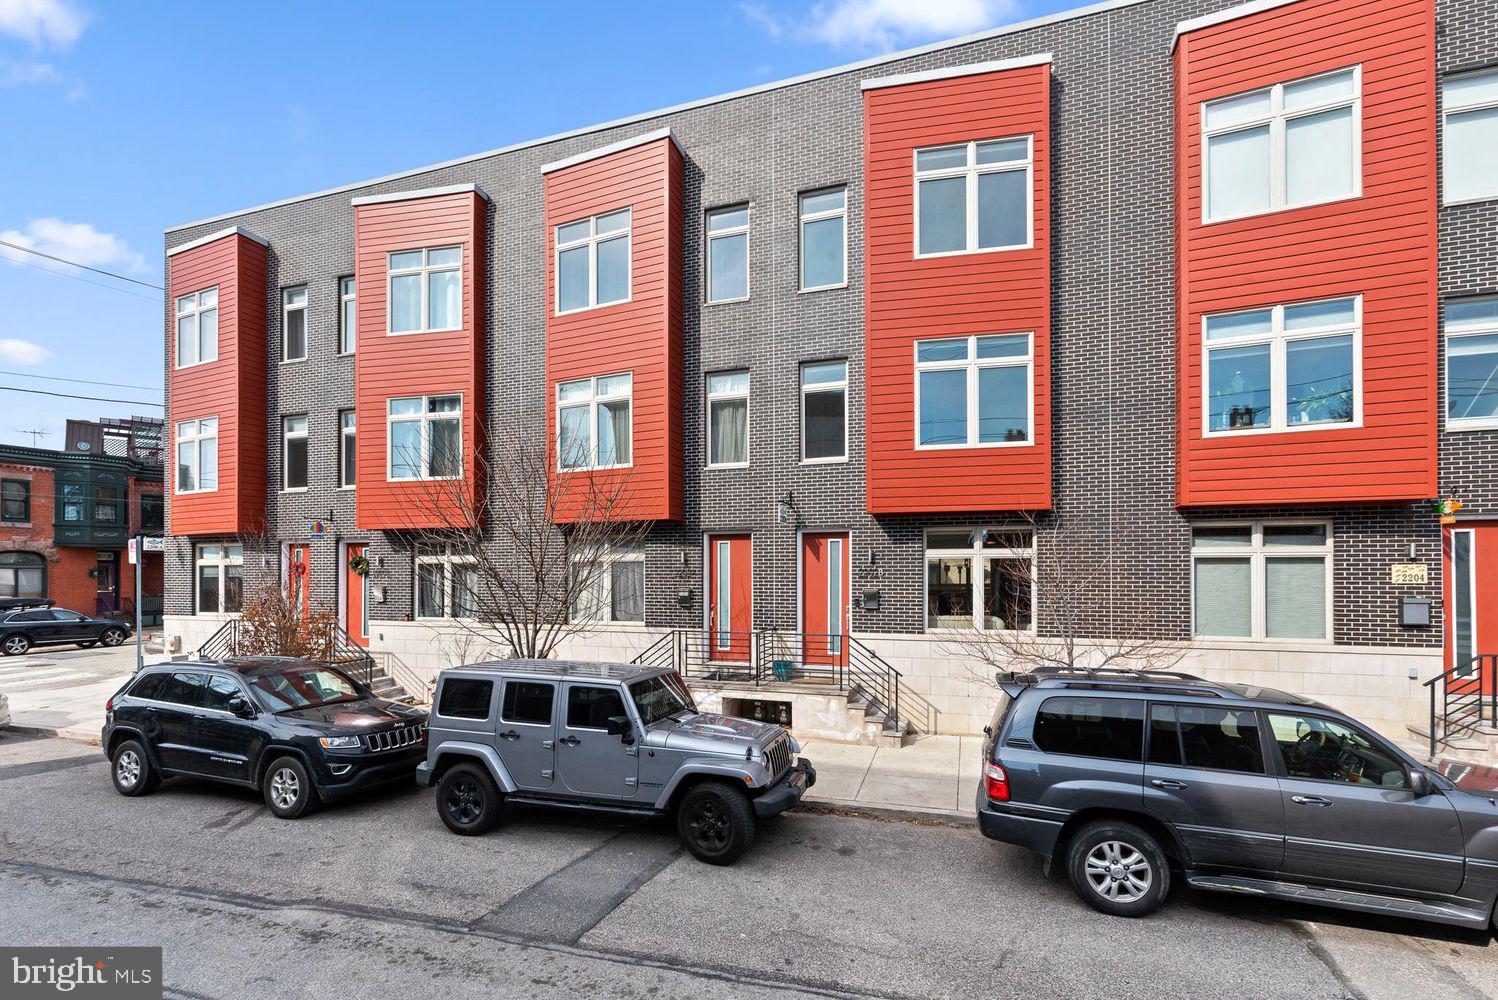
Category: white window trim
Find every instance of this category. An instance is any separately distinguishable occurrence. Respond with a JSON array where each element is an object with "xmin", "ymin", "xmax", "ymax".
[
  {"xmin": 922, "ymin": 528, "xmax": 1036, "ymax": 634},
  {"xmin": 556, "ymin": 372, "xmax": 634, "ymax": 472},
  {"xmin": 173, "ymin": 285, "xmax": 219, "ymax": 370},
  {"xmin": 1201, "ymin": 295, "xmax": 1363, "ymax": 438},
  {"xmin": 705, "ymin": 370, "xmax": 751, "ymax": 469},
  {"xmin": 569, "ymin": 544, "xmax": 647, "ymax": 624},
  {"xmin": 338, "ymin": 276, "xmax": 357, "ymax": 355},
  {"xmin": 386, "ymin": 394, "xmax": 464, "ymax": 481},
  {"xmin": 800, "ymin": 360, "xmax": 849, "ymax": 465},
  {"xmin": 282, "ymin": 414, "xmax": 308, "ymax": 492},
  {"xmin": 339, "ymin": 409, "xmax": 357, "ymax": 489},
  {"xmin": 554, "ymin": 209, "xmax": 633, "ymax": 315},
  {"xmin": 386, "ymin": 246, "xmax": 463, "ymax": 335},
  {"xmin": 281, "ymin": 286, "xmax": 308, "ymax": 364},
  {"xmin": 913, "ymin": 135, "xmax": 1034, "ymax": 259},
  {"xmin": 1443, "ymin": 70, "xmax": 1498, "ymax": 206},
  {"xmin": 705, "ymin": 204, "xmax": 751, "ymax": 304},
  {"xmin": 1445, "ymin": 298, "xmax": 1498, "ymax": 431},
  {"xmin": 913, "ymin": 333, "xmax": 1034, "ymax": 450},
  {"xmin": 414, "ymin": 549, "xmax": 479, "ymax": 620},
  {"xmin": 174, "ymin": 417, "xmax": 218, "ymax": 495},
  {"xmin": 194, "ymin": 543, "xmax": 244, "ymax": 615},
  {"xmin": 1190, "ymin": 520, "xmax": 1334, "ymax": 643},
  {"xmin": 1201, "ymin": 65, "xmax": 1363, "ymax": 225},
  {"xmin": 798, "ymin": 187, "xmax": 848, "ymax": 292}
]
